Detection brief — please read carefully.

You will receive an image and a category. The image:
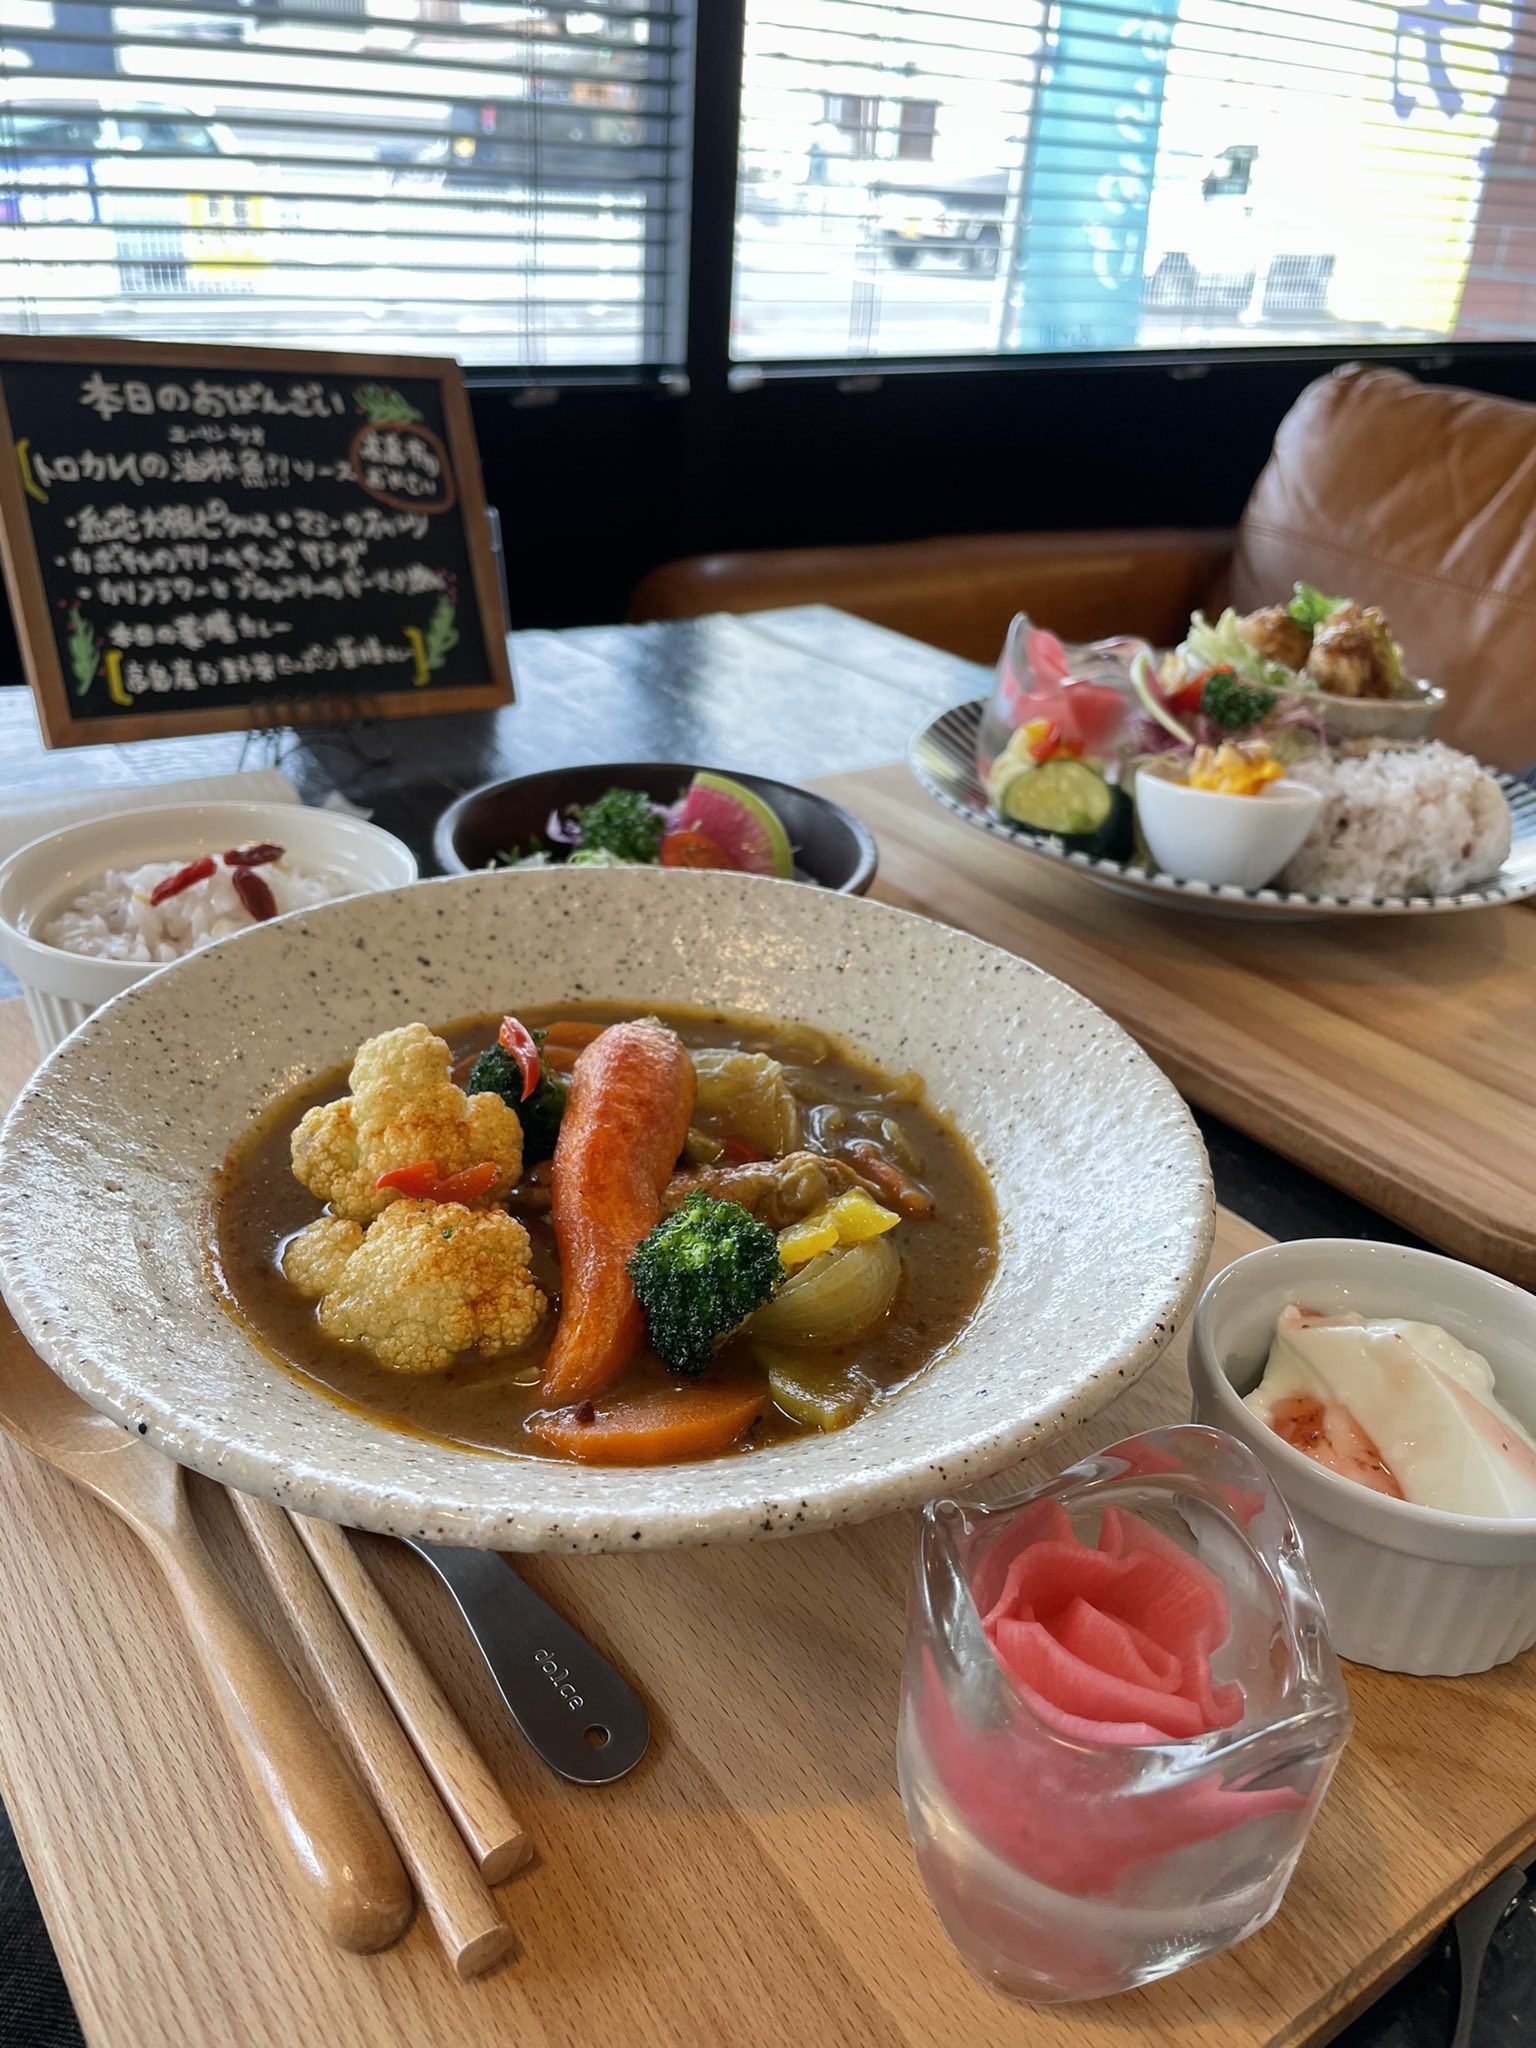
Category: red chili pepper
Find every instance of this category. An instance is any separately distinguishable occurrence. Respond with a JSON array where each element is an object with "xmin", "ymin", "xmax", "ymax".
[
  {"xmin": 1168, "ymin": 666, "xmax": 1230, "ymax": 718},
  {"xmin": 372, "ymin": 1158, "xmax": 500, "ymax": 1203},
  {"xmin": 433, "ymin": 1160, "xmax": 500, "ymax": 1203},
  {"xmin": 497, "ymin": 1015, "xmax": 540, "ymax": 1101},
  {"xmin": 232, "ymin": 868, "xmax": 278, "ymax": 922},
  {"xmin": 374, "ymin": 1159, "xmax": 442, "ymax": 1199},
  {"xmin": 659, "ymin": 828, "xmax": 733, "ymax": 869},
  {"xmin": 148, "ymin": 855, "xmax": 216, "ymax": 907},
  {"xmin": 1025, "ymin": 720, "xmax": 1062, "ymax": 764},
  {"xmin": 720, "ymin": 1137, "xmax": 762, "ymax": 1164},
  {"xmin": 223, "ymin": 842, "xmax": 285, "ymax": 868}
]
